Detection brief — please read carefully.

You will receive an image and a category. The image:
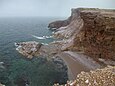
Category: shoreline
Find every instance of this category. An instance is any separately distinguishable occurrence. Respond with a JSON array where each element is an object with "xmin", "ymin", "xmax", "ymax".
[{"xmin": 56, "ymin": 51, "xmax": 102, "ymax": 80}]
